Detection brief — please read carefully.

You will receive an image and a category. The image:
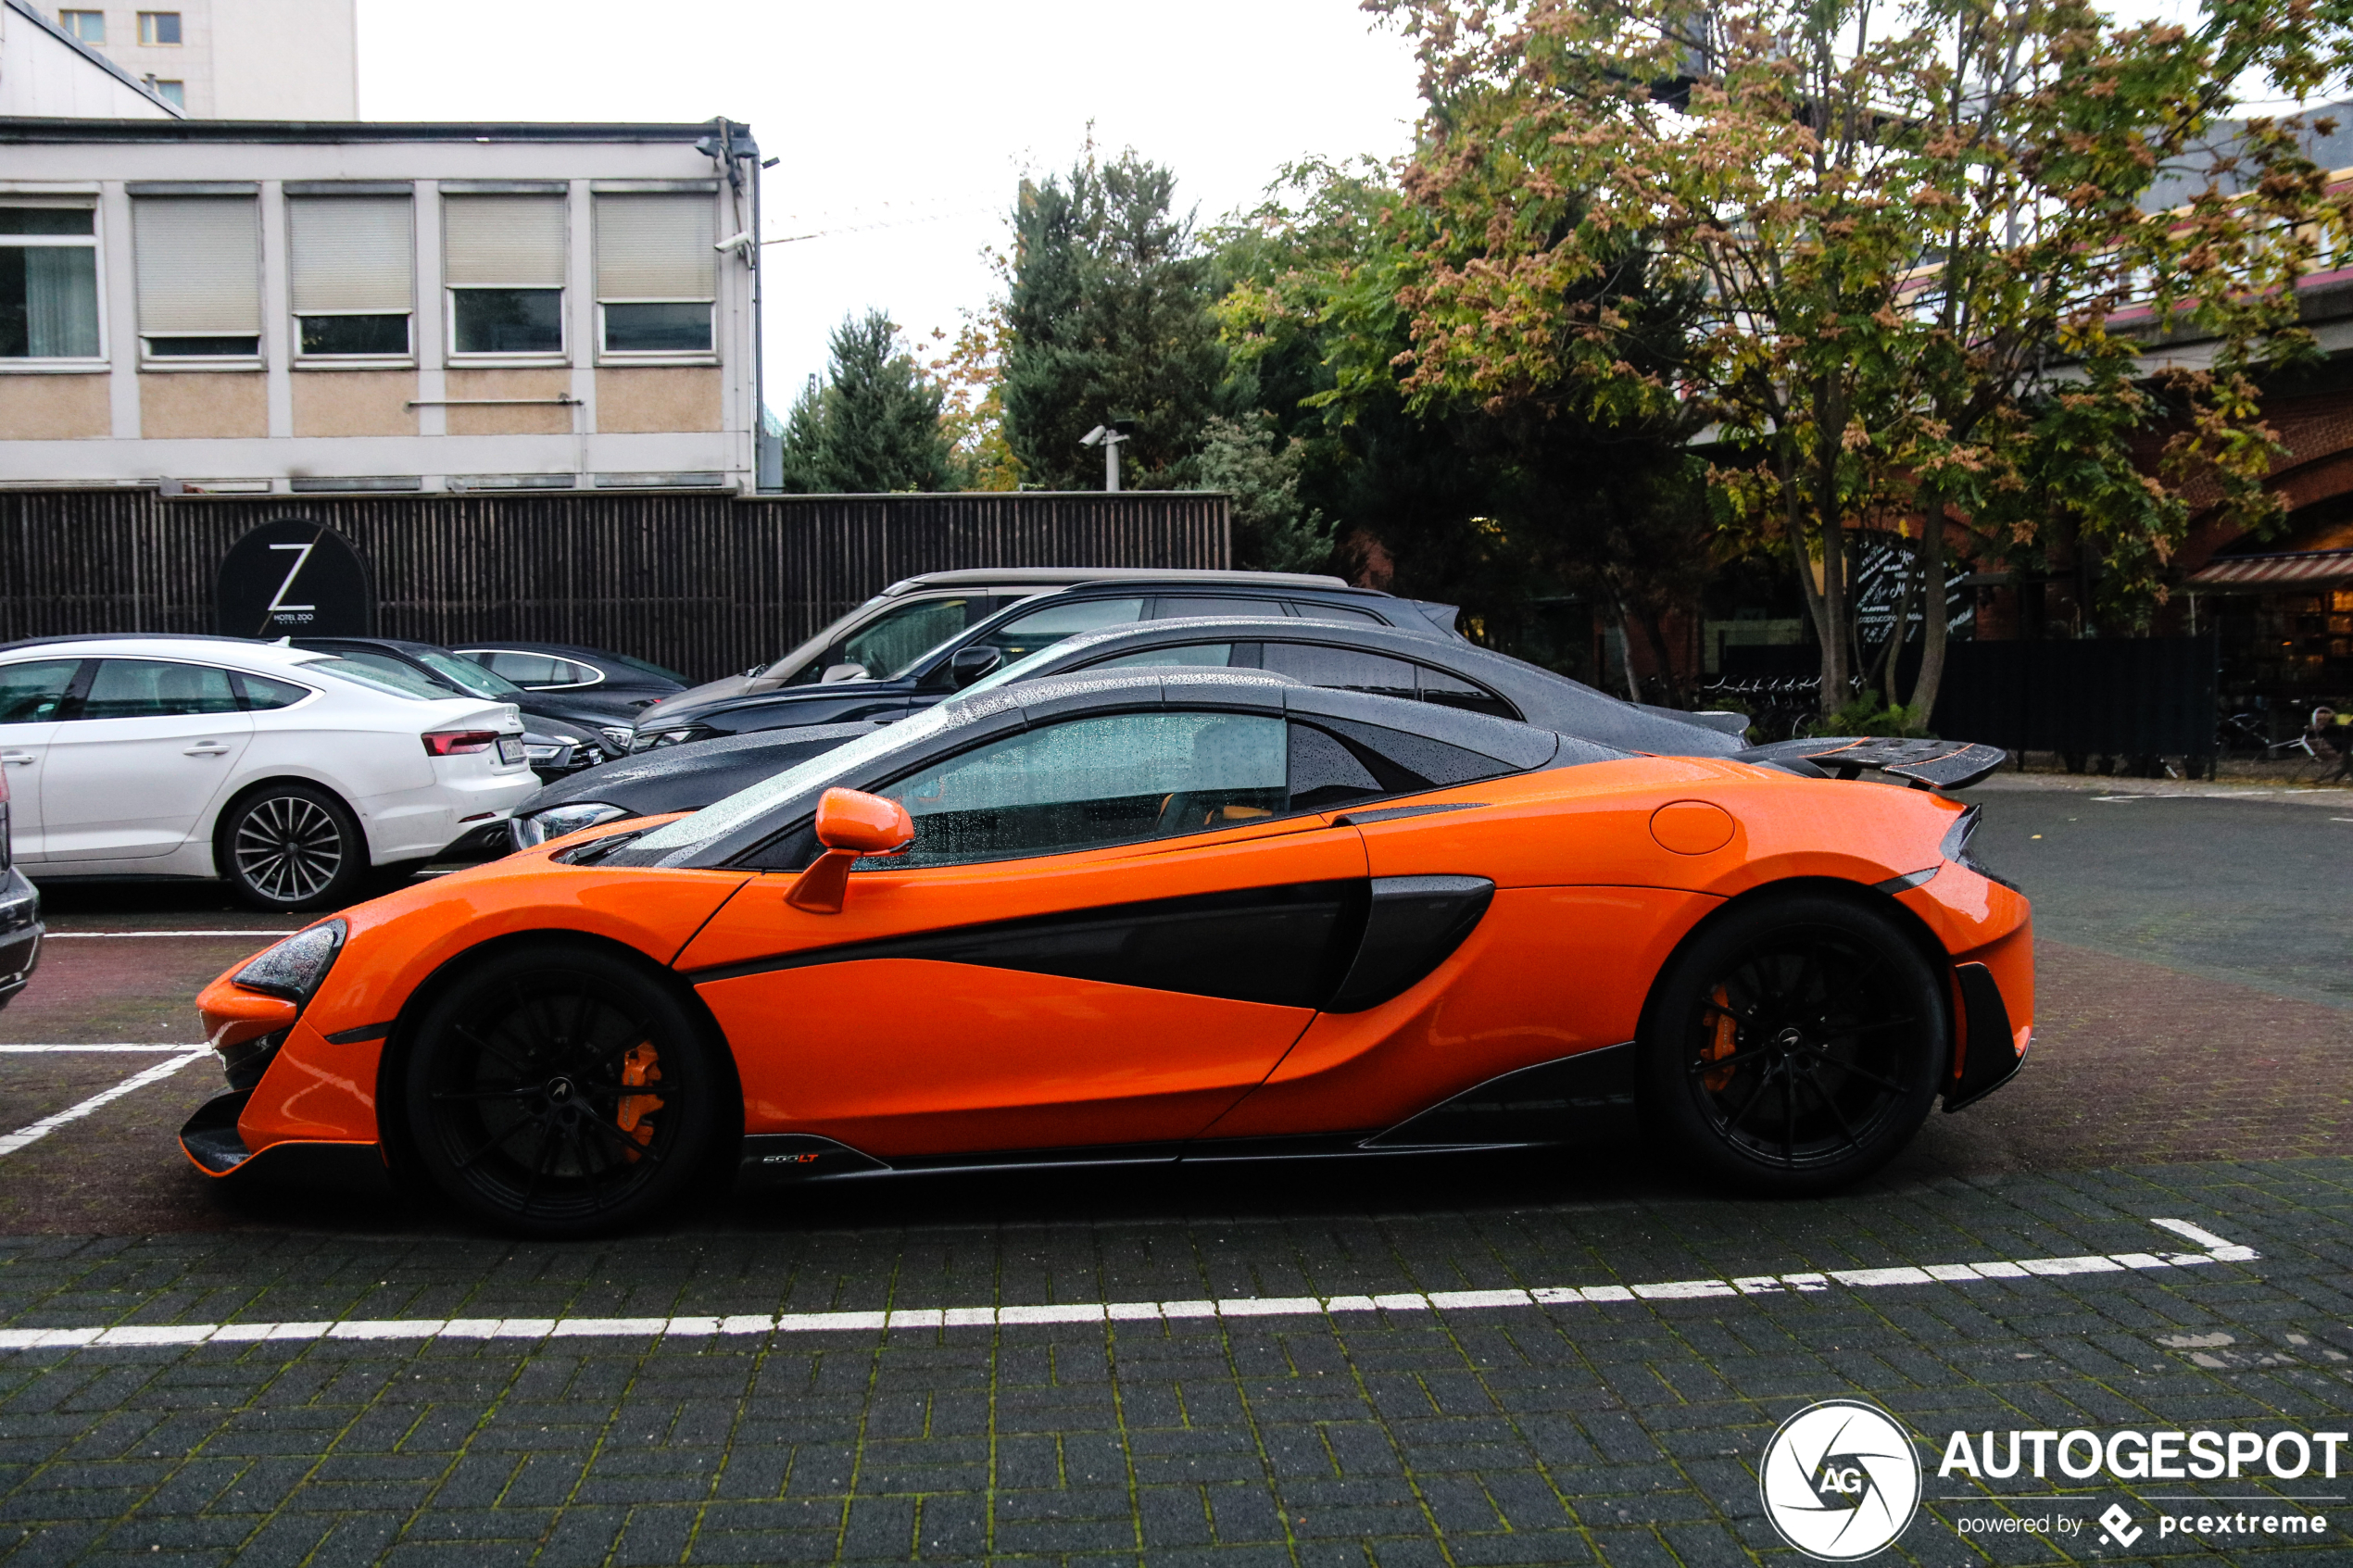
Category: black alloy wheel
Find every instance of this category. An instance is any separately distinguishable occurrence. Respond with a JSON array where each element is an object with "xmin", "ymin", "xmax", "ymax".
[
  {"xmin": 1640, "ymin": 894, "xmax": 1946, "ymax": 1195},
  {"xmin": 218, "ymin": 784, "xmax": 368, "ymax": 912},
  {"xmin": 400, "ymin": 945, "xmax": 724, "ymax": 1236}
]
